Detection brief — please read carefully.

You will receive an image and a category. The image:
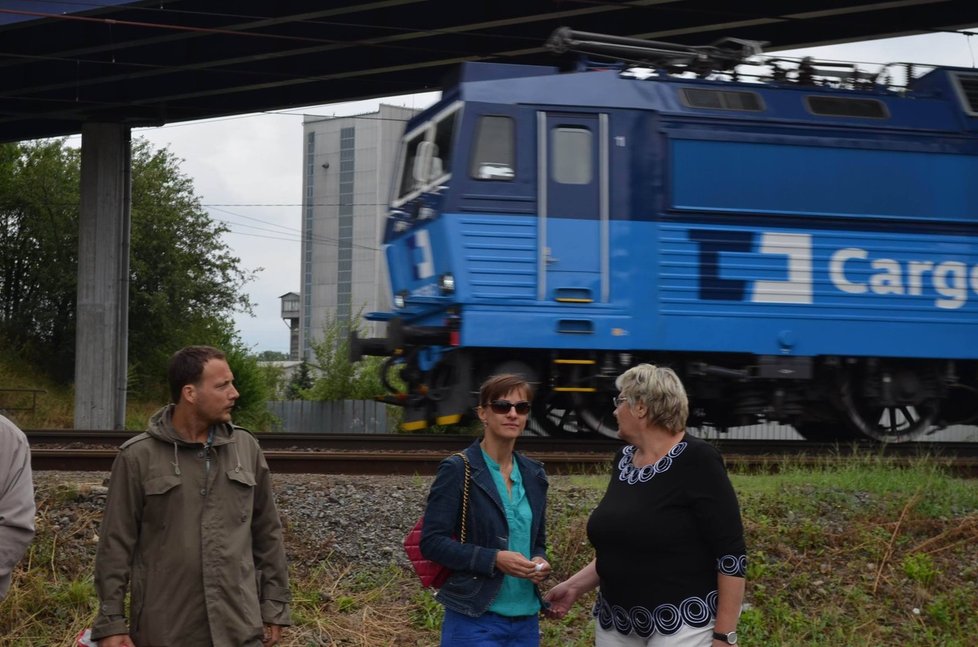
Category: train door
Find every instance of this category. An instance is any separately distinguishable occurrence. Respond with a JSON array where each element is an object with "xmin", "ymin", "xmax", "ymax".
[{"xmin": 537, "ymin": 112, "xmax": 609, "ymax": 303}]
